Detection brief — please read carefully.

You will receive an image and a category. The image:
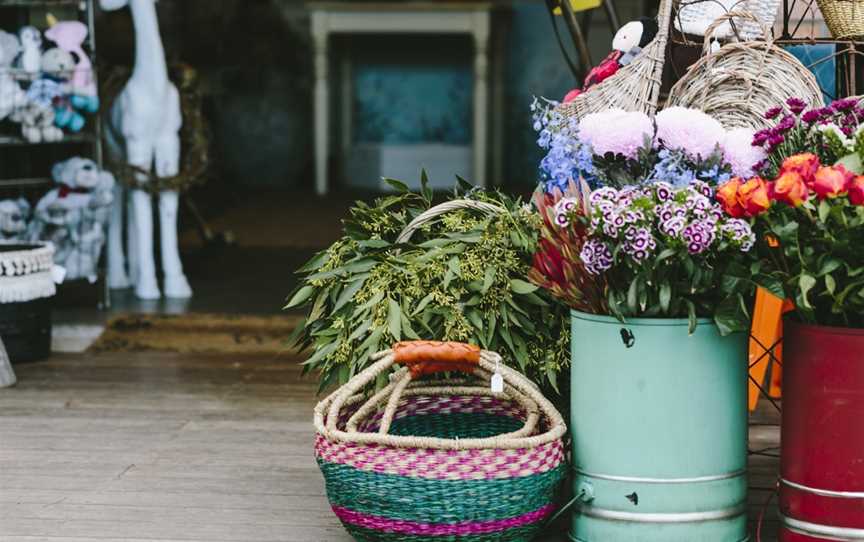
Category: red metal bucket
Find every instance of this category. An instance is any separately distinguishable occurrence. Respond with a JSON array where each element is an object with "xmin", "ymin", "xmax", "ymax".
[{"xmin": 780, "ymin": 320, "xmax": 864, "ymax": 541}]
